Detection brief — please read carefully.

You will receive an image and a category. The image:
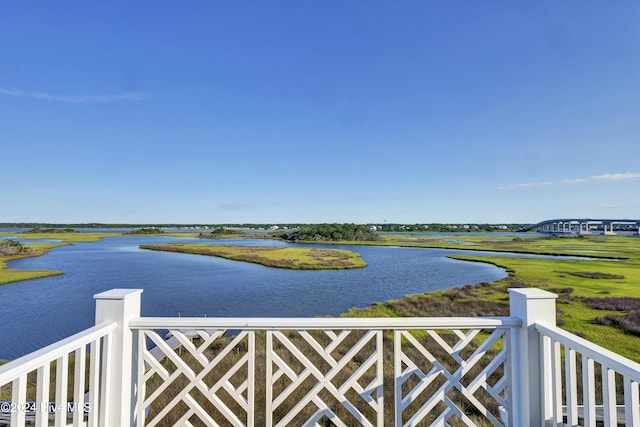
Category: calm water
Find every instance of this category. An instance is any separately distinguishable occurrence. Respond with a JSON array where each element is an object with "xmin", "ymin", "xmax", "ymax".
[{"xmin": 0, "ymin": 235, "xmax": 514, "ymax": 358}]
